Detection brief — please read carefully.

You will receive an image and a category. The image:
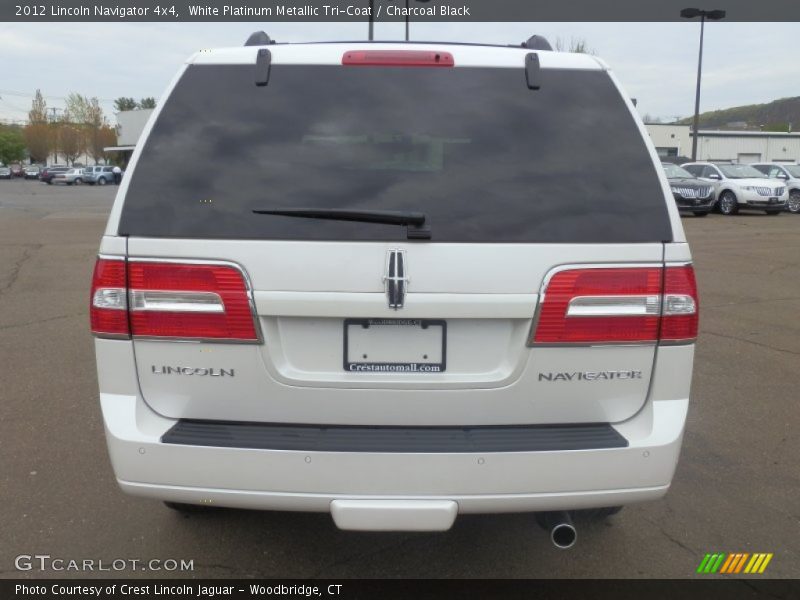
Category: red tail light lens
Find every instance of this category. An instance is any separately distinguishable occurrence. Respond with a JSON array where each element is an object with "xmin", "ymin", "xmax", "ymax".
[
  {"xmin": 90, "ymin": 258, "xmax": 260, "ymax": 342},
  {"xmin": 342, "ymin": 50, "xmax": 455, "ymax": 67},
  {"xmin": 90, "ymin": 257, "xmax": 130, "ymax": 338},
  {"xmin": 660, "ymin": 266, "xmax": 699, "ymax": 343},
  {"xmin": 530, "ymin": 265, "xmax": 699, "ymax": 345},
  {"xmin": 128, "ymin": 262, "xmax": 259, "ymax": 341}
]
